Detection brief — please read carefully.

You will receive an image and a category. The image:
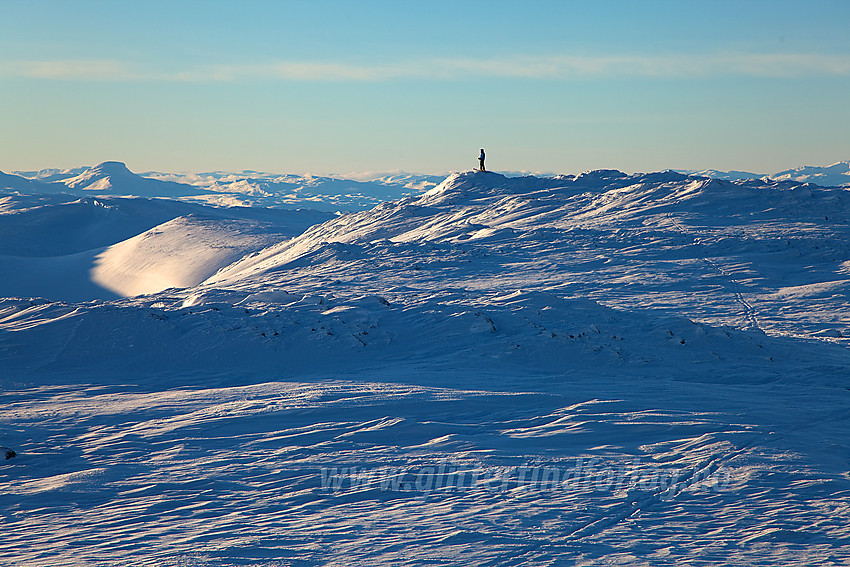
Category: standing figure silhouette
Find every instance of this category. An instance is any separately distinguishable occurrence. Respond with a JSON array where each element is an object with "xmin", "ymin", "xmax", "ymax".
[{"xmin": 478, "ymin": 148, "xmax": 486, "ymax": 172}]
